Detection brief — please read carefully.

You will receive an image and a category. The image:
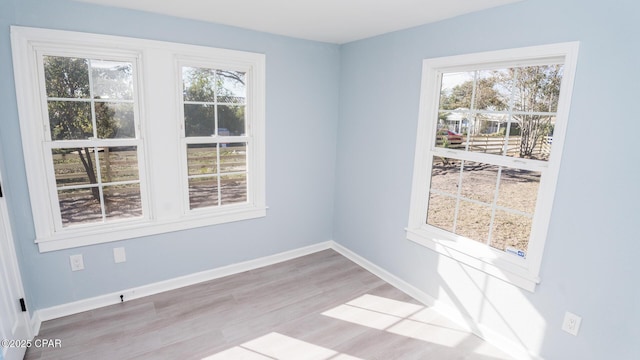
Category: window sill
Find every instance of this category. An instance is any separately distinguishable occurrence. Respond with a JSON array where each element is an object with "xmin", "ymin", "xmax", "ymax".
[
  {"xmin": 36, "ymin": 206, "xmax": 267, "ymax": 252},
  {"xmin": 405, "ymin": 227, "xmax": 540, "ymax": 292}
]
